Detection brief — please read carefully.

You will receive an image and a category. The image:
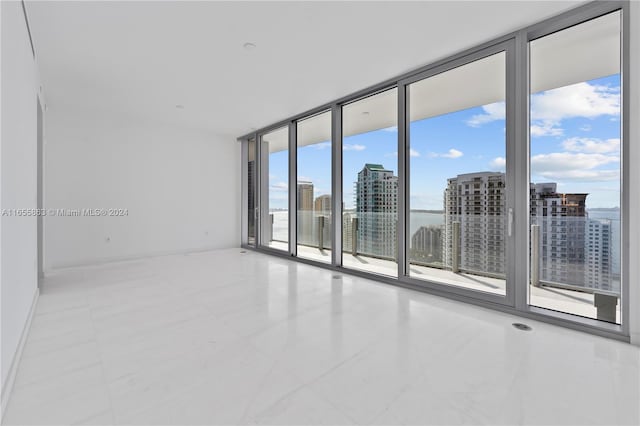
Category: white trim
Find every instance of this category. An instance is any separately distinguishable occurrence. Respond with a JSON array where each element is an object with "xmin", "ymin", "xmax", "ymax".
[
  {"xmin": 0, "ymin": 288, "xmax": 39, "ymax": 422},
  {"xmin": 628, "ymin": 0, "xmax": 639, "ymax": 347}
]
